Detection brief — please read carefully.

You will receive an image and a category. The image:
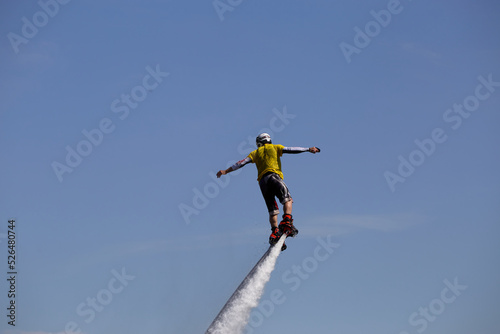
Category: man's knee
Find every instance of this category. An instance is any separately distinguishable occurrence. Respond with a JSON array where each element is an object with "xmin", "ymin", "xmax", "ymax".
[{"xmin": 269, "ymin": 210, "xmax": 279, "ymax": 217}]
